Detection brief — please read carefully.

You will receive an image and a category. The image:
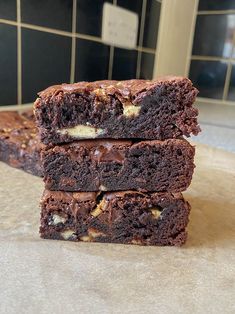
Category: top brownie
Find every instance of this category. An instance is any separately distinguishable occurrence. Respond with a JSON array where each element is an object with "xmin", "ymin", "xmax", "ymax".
[{"xmin": 34, "ymin": 77, "xmax": 200, "ymax": 145}]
